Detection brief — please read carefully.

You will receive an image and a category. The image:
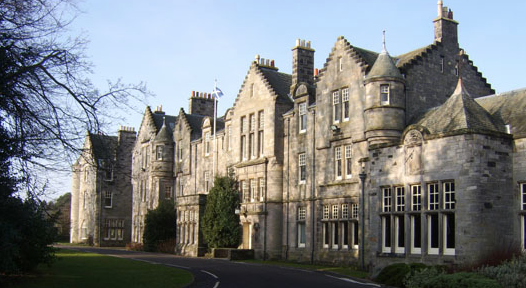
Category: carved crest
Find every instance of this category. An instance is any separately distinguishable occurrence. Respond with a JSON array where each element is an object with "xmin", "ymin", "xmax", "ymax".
[{"xmin": 404, "ymin": 129, "xmax": 423, "ymax": 146}]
